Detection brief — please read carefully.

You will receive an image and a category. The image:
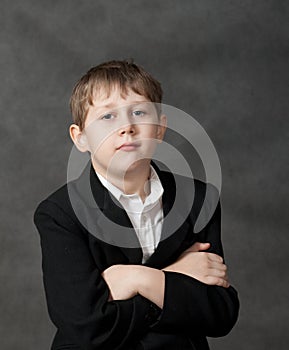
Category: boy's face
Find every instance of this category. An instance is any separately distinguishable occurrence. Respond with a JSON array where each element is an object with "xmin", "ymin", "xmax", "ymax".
[{"xmin": 71, "ymin": 87, "xmax": 166, "ymax": 179}]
